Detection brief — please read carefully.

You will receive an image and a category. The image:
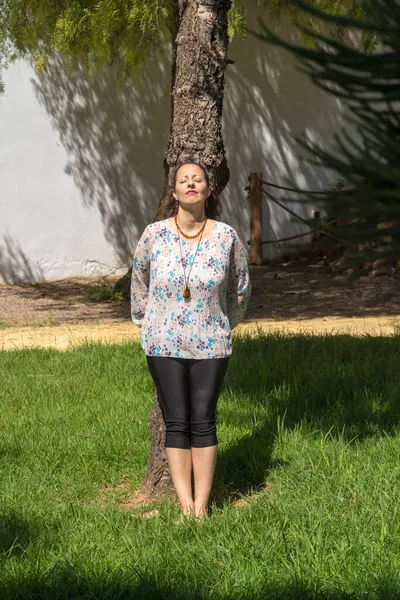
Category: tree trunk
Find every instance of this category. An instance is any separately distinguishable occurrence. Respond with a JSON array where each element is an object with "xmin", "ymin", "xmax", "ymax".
[
  {"xmin": 139, "ymin": 390, "xmax": 175, "ymax": 499},
  {"xmin": 138, "ymin": 0, "xmax": 232, "ymax": 501},
  {"xmin": 157, "ymin": 0, "xmax": 231, "ymax": 212}
]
